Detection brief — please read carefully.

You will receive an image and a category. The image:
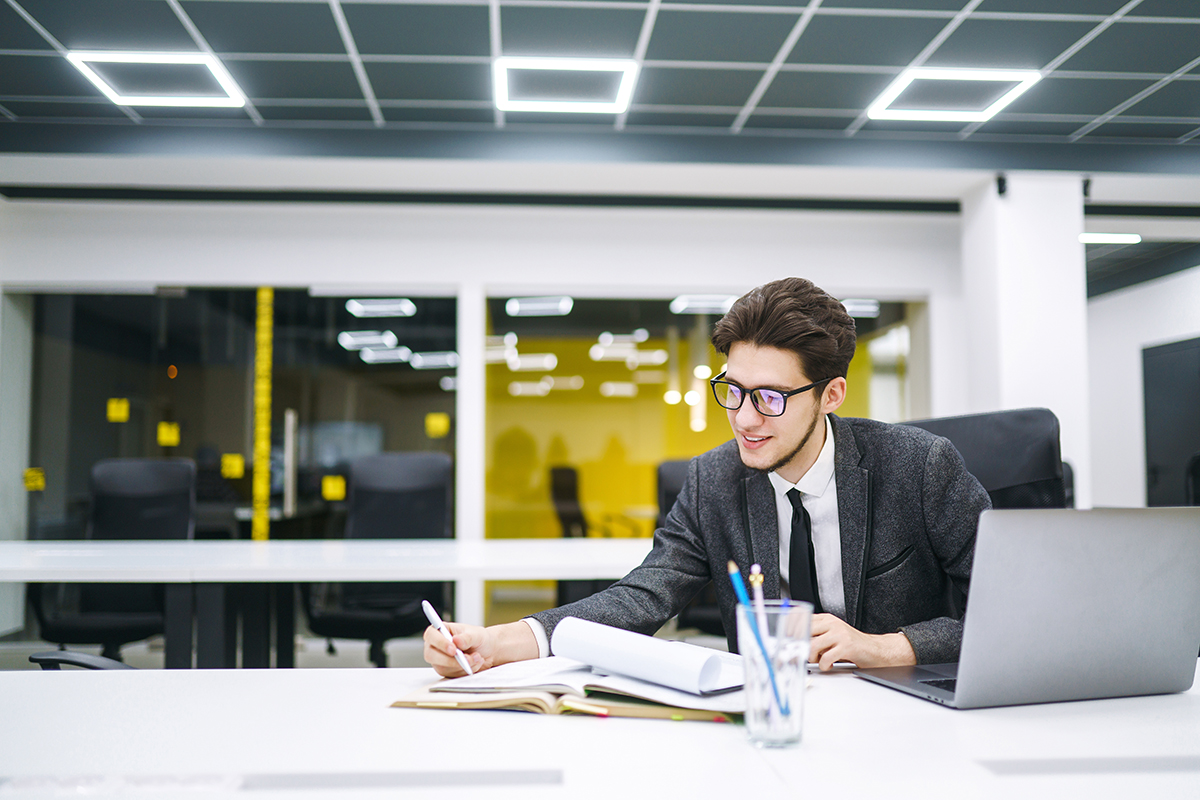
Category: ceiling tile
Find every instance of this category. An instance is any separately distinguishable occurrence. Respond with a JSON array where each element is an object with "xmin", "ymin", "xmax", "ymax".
[
  {"xmin": 224, "ymin": 60, "xmax": 362, "ymax": 100},
  {"xmin": 365, "ymin": 63, "xmax": 492, "ymax": 102},
  {"xmin": 624, "ymin": 111, "xmax": 737, "ymax": 127},
  {"xmin": 343, "ymin": 4, "xmax": 490, "ymax": 57},
  {"xmin": 180, "ymin": 0, "xmax": 345, "ymax": 55},
  {"xmin": 633, "ymin": 67, "xmax": 762, "ymax": 106},
  {"xmin": 17, "ymin": 0, "xmax": 194, "ymax": 50},
  {"xmin": 1129, "ymin": 0, "xmax": 1200, "ymax": 17},
  {"xmin": 1059, "ymin": 20, "xmax": 1200, "ymax": 73},
  {"xmin": 857, "ymin": 117, "xmax": 968, "ymax": 133},
  {"xmin": 788, "ymin": 15, "xmax": 949, "ymax": 67},
  {"xmin": 1119, "ymin": 79, "xmax": 1200, "ymax": 117},
  {"xmin": 0, "ymin": 2, "xmax": 55, "ymax": 50},
  {"xmin": 0, "ymin": 53, "xmax": 101, "ymax": 96},
  {"xmin": 759, "ymin": 71, "xmax": 895, "ymax": 109},
  {"xmin": 743, "ymin": 114, "xmax": 855, "ymax": 130},
  {"xmin": 132, "ymin": 106, "xmax": 252, "ymax": 120},
  {"xmin": 1087, "ymin": 120, "xmax": 1198, "ymax": 138},
  {"xmin": 257, "ymin": 104, "xmax": 374, "ymax": 122},
  {"xmin": 503, "ymin": 111, "xmax": 617, "ymax": 126},
  {"xmin": 818, "ymin": 0, "xmax": 963, "ymax": 9},
  {"xmin": 1004, "ymin": 76, "xmax": 1155, "ymax": 115},
  {"xmin": 926, "ymin": 18, "xmax": 1097, "ymax": 70},
  {"xmin": 977, "ymin": 0, "xmax": 1126, "ymax": 12},
  {"xmin": 972, "ymin": 119, "xmax": 1091, "ymax": 136},
  {"xmin": 643, "ymin": 11, "xmax": 798, "ymax": 63},
  {"xmin": 2, "ymin": 100, "xmax": 127, "ymax": 119},
  {"xmin": 382, "ymin": 107, "xmax": 495, "ymax": 124},
  {"xmin": 500, "ymin": 7, "xmax": 644, "ymax": 58}
]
